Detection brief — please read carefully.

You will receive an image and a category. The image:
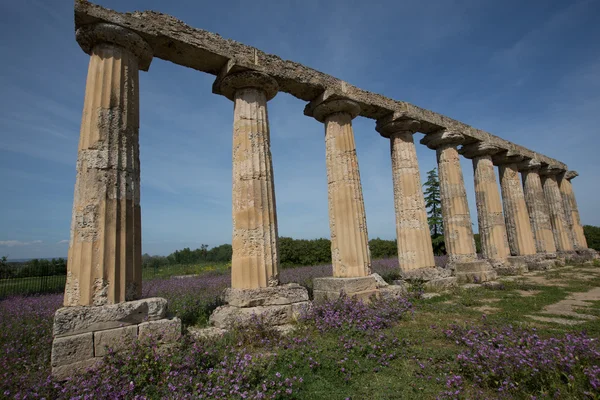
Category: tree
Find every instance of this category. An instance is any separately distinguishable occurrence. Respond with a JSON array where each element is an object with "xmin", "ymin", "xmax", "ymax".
[
  {"xmin": 423, "ymin": 168, "xmax": 443, "ymax": 236},
  {"xmin": 583, "ymin": 225, "xmax": 600, "ymax": 251}
]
